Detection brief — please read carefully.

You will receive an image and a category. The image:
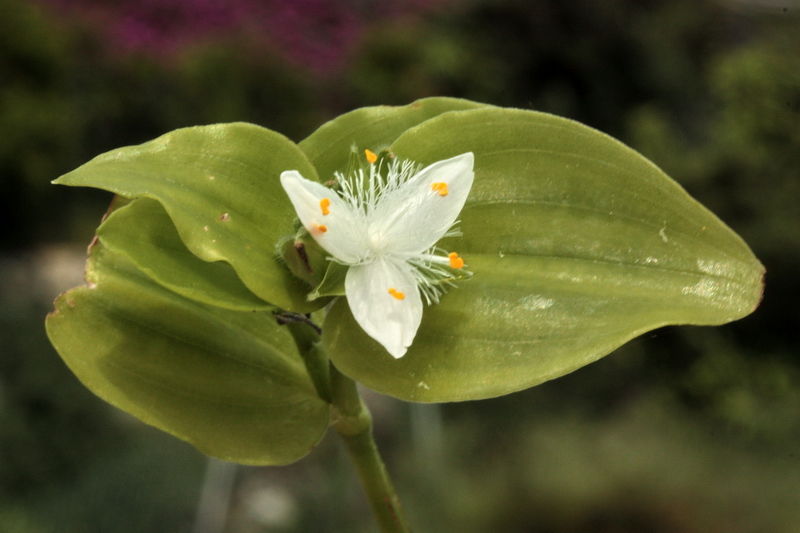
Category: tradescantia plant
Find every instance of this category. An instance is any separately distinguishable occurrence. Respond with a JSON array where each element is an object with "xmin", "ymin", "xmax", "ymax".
[{"xmin": 46, "ymin": 97, "xmax": 764, "ymax": 532}]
